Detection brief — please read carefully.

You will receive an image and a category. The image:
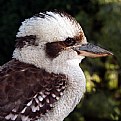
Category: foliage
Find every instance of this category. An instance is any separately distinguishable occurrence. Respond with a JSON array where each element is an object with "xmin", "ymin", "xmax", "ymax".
[{"xmin": 0, "ymin": 0, "xmax": 121, "ymax": 121}]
